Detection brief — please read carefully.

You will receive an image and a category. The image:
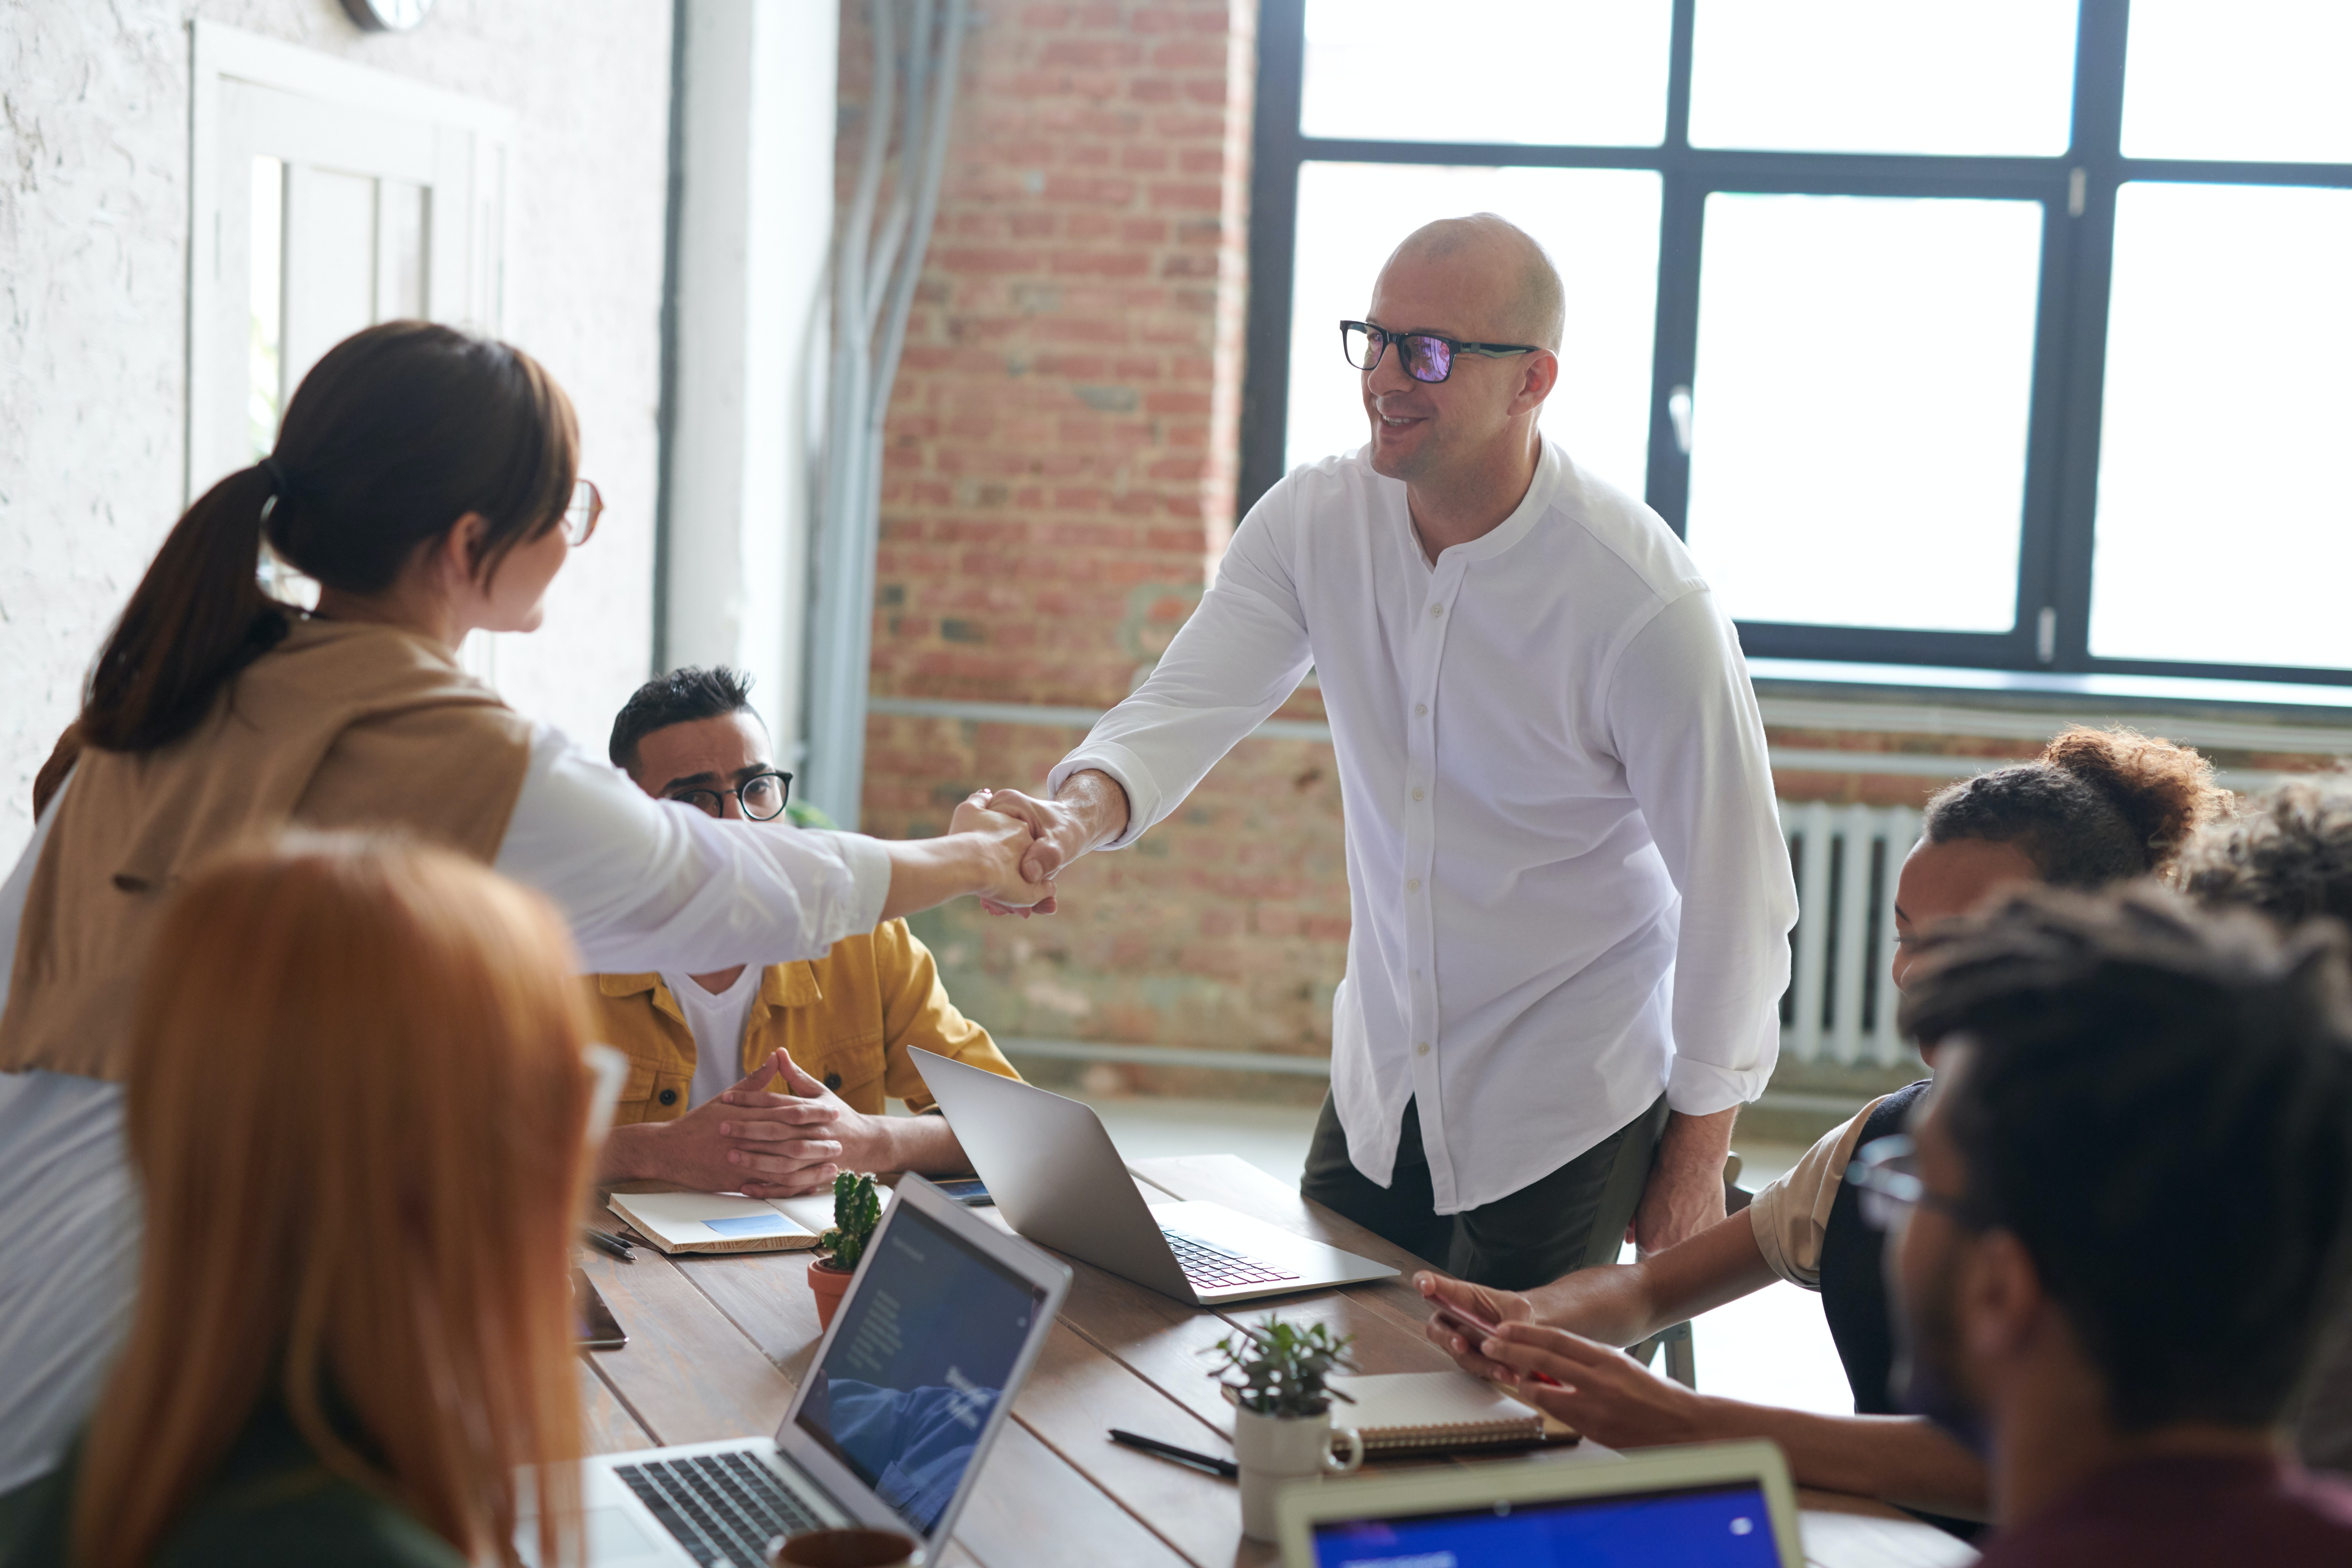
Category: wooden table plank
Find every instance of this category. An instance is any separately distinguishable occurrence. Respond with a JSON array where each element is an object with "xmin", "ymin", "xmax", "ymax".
[
  {"xmin": 1011, "ymin": 1321, "xmax": 1265, "ymax": 1568},
  {"xmin": 577, "ymin": 1357, "xmax": 654, "ymax": 1454},
  {"xmin": 577, "ymin": 1223, "xmax": 796, "ymax": 1446},
  {"xmin": 955, "ymin": 1416, "xmax": 1195, "ymax": 1568}
]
